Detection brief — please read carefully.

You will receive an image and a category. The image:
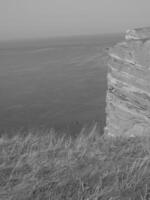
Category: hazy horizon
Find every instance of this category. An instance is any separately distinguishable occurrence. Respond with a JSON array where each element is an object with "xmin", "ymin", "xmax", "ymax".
[
  {"xmin": 0, "ymin": 0, "xmax": 150, "ymax": 41},
  {"xmin": 0, "ymin": 32, "xmax": 123, "ymax": 43}
]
